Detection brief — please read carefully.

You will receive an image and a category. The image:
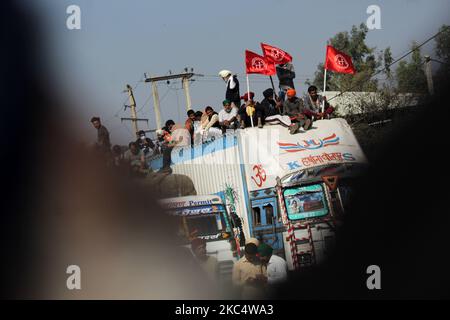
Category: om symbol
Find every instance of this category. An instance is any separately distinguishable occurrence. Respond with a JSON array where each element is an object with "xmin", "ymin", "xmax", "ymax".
[{"xmin": 251, "ymin": 164, "xmax": 267, "ymax": 187}]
